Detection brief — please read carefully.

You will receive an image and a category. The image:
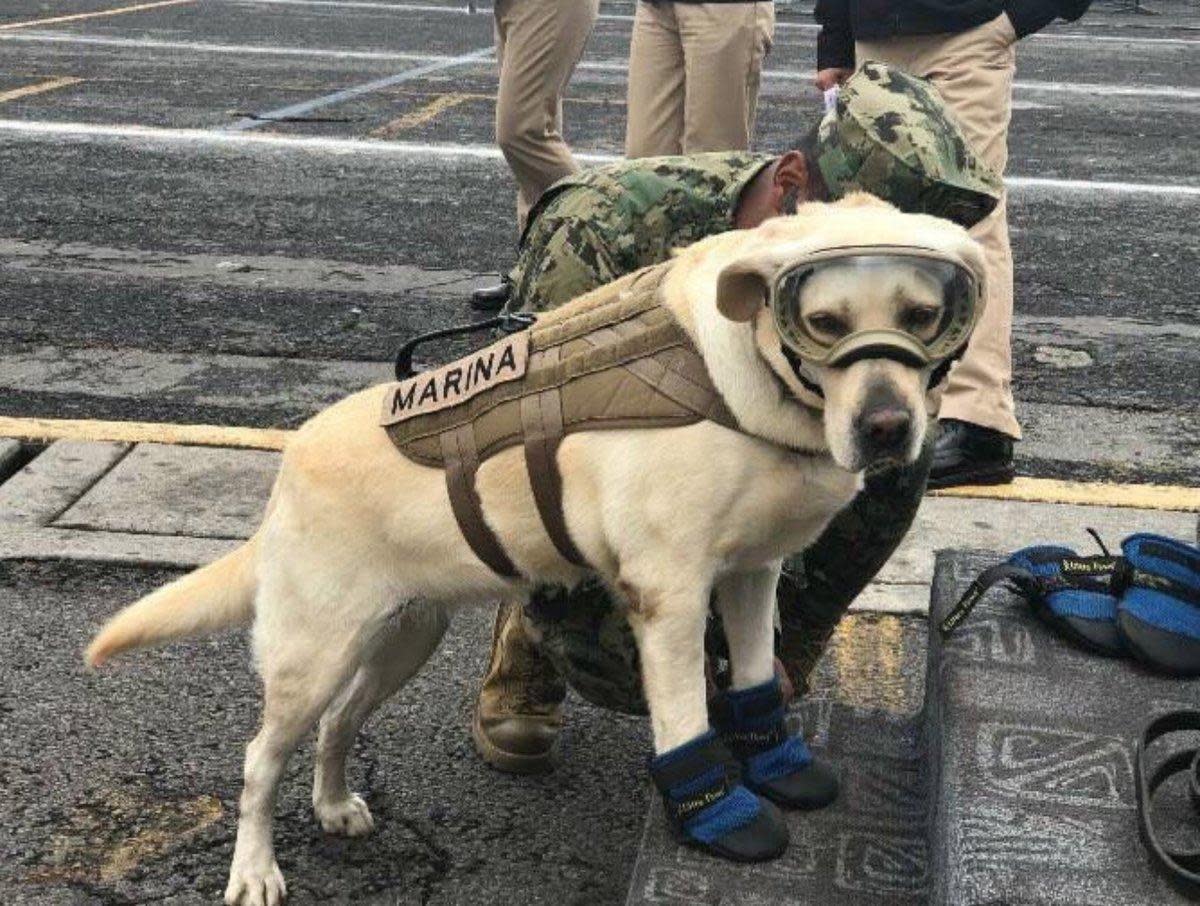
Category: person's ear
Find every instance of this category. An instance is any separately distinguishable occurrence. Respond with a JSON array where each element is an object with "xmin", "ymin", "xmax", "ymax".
[
  {"xmin": 771, "ymin": 151, "xmax": 810, "ymax": 211},
  {"xmin": 715, "ymin": 261, "xmax": 769, "ymax": 322}
]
